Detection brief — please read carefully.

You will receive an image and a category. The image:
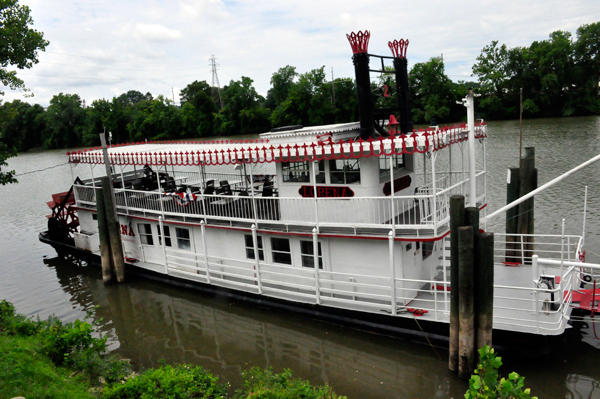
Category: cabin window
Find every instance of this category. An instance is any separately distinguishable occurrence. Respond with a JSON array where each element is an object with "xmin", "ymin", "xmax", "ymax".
[
  {"xmin": 282, "ymin": 161, "xmax": 310, "ymax": 183},
  {"xmin": 138, "ymin": 223, "xmax": 154, "ymax": 245},
  {"xmin": 271, "ymin": 237, "xmax": 292, "ymax": 264},
  {"xmin": 157, "ymin": 225, "xmax": 172, "ymax": 247},
  {"xmin": 315, "ymin": 160, "xmax": 326, "ymax": 183},
  {"xmin": 175, "ymin": 228, "xmax": 191, "ymax": 250},
  {"xmin": 329, "ymin": 159, "xmax": 360, "ymax": 184},
  {"xmin": 379, "ymin": 154, "xmax": 405, "ymax": 177},
  {"xmin": 300, "ymin": 241, "xmax": 323, "ymax": 269},
  {"xmin": 245, "ymin": 235, "xmax": 264, "ymax": 261}
]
